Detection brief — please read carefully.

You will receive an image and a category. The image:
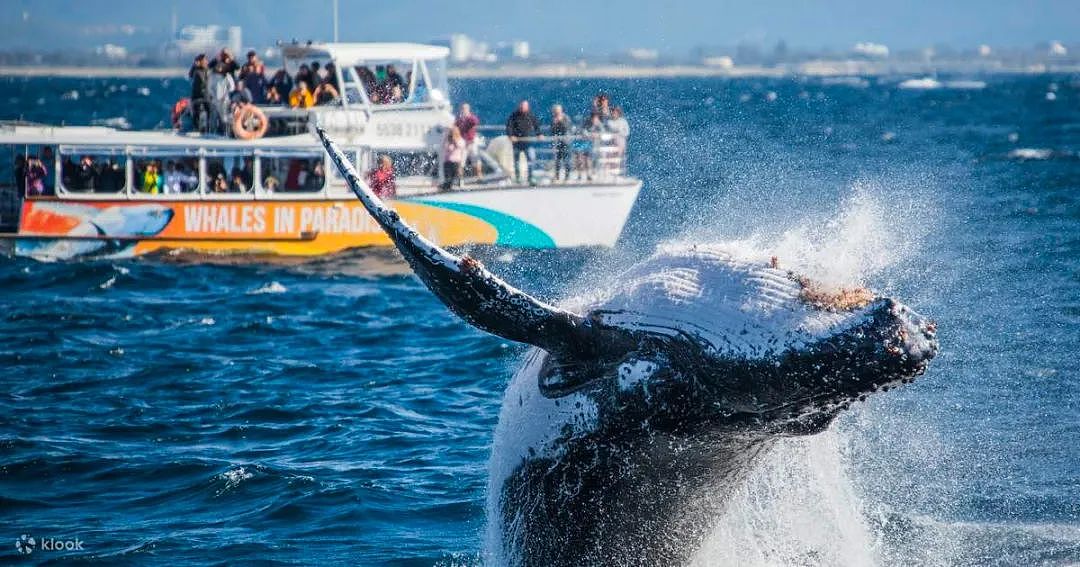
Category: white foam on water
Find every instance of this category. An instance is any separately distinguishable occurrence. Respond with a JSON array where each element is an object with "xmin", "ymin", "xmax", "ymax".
[
  {"xmin": 1008, "ymin": 148, "xmax": 1054, "ymax": 161},
  {"xmin": 248, "ymin": 281, "xmax": 288, "ymax": 295}
]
